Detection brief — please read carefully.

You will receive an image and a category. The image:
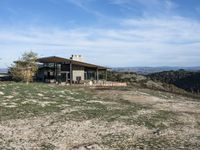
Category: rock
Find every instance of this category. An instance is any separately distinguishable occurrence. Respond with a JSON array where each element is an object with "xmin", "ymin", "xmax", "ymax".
[
  {"xmin": 72, "ymin": 143, "xmax": 102, "ymax": 150},
  {"xmin": 37, "ymin": 93, "xmax": 44, "ymax": 97},
  {"xmin": 5, "ymin": 95, "xmax": 14, "ymax": 99},
  {"xmin": 0, "ymin": 91, "xmax": 4, "ymax": 95},
  {"xmin": 153, "ymin": 129, "xmax": 160, "ymax": 135},
  {"xmin": 89, "ymin": 81, "xmax": 93, "ymax": 86}
]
